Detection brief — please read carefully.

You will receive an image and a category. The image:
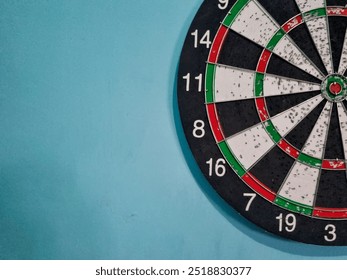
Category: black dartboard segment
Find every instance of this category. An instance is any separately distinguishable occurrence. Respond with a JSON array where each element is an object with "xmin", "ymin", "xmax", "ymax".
[{"xmin": 178, "ymin": 0, "xmax": 347, "ymax": 245}]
